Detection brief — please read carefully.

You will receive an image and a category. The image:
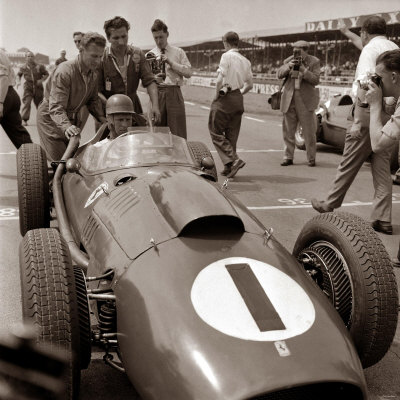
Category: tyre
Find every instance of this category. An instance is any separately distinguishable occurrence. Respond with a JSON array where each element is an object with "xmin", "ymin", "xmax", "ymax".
[
  {"xmin": 20, "ymin": 228, "xmax": 81, "ymax": 399},
  {"xmin": 17, "ymin": 143, "xmax": 50, "ymax": 236},
  {"xmin": 293, "ymin": 212, "xmax": 398, "ymax": 368},
  {"xmin": 187, "ymin": 141, "xmax": 218, "ymax": 182}
]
